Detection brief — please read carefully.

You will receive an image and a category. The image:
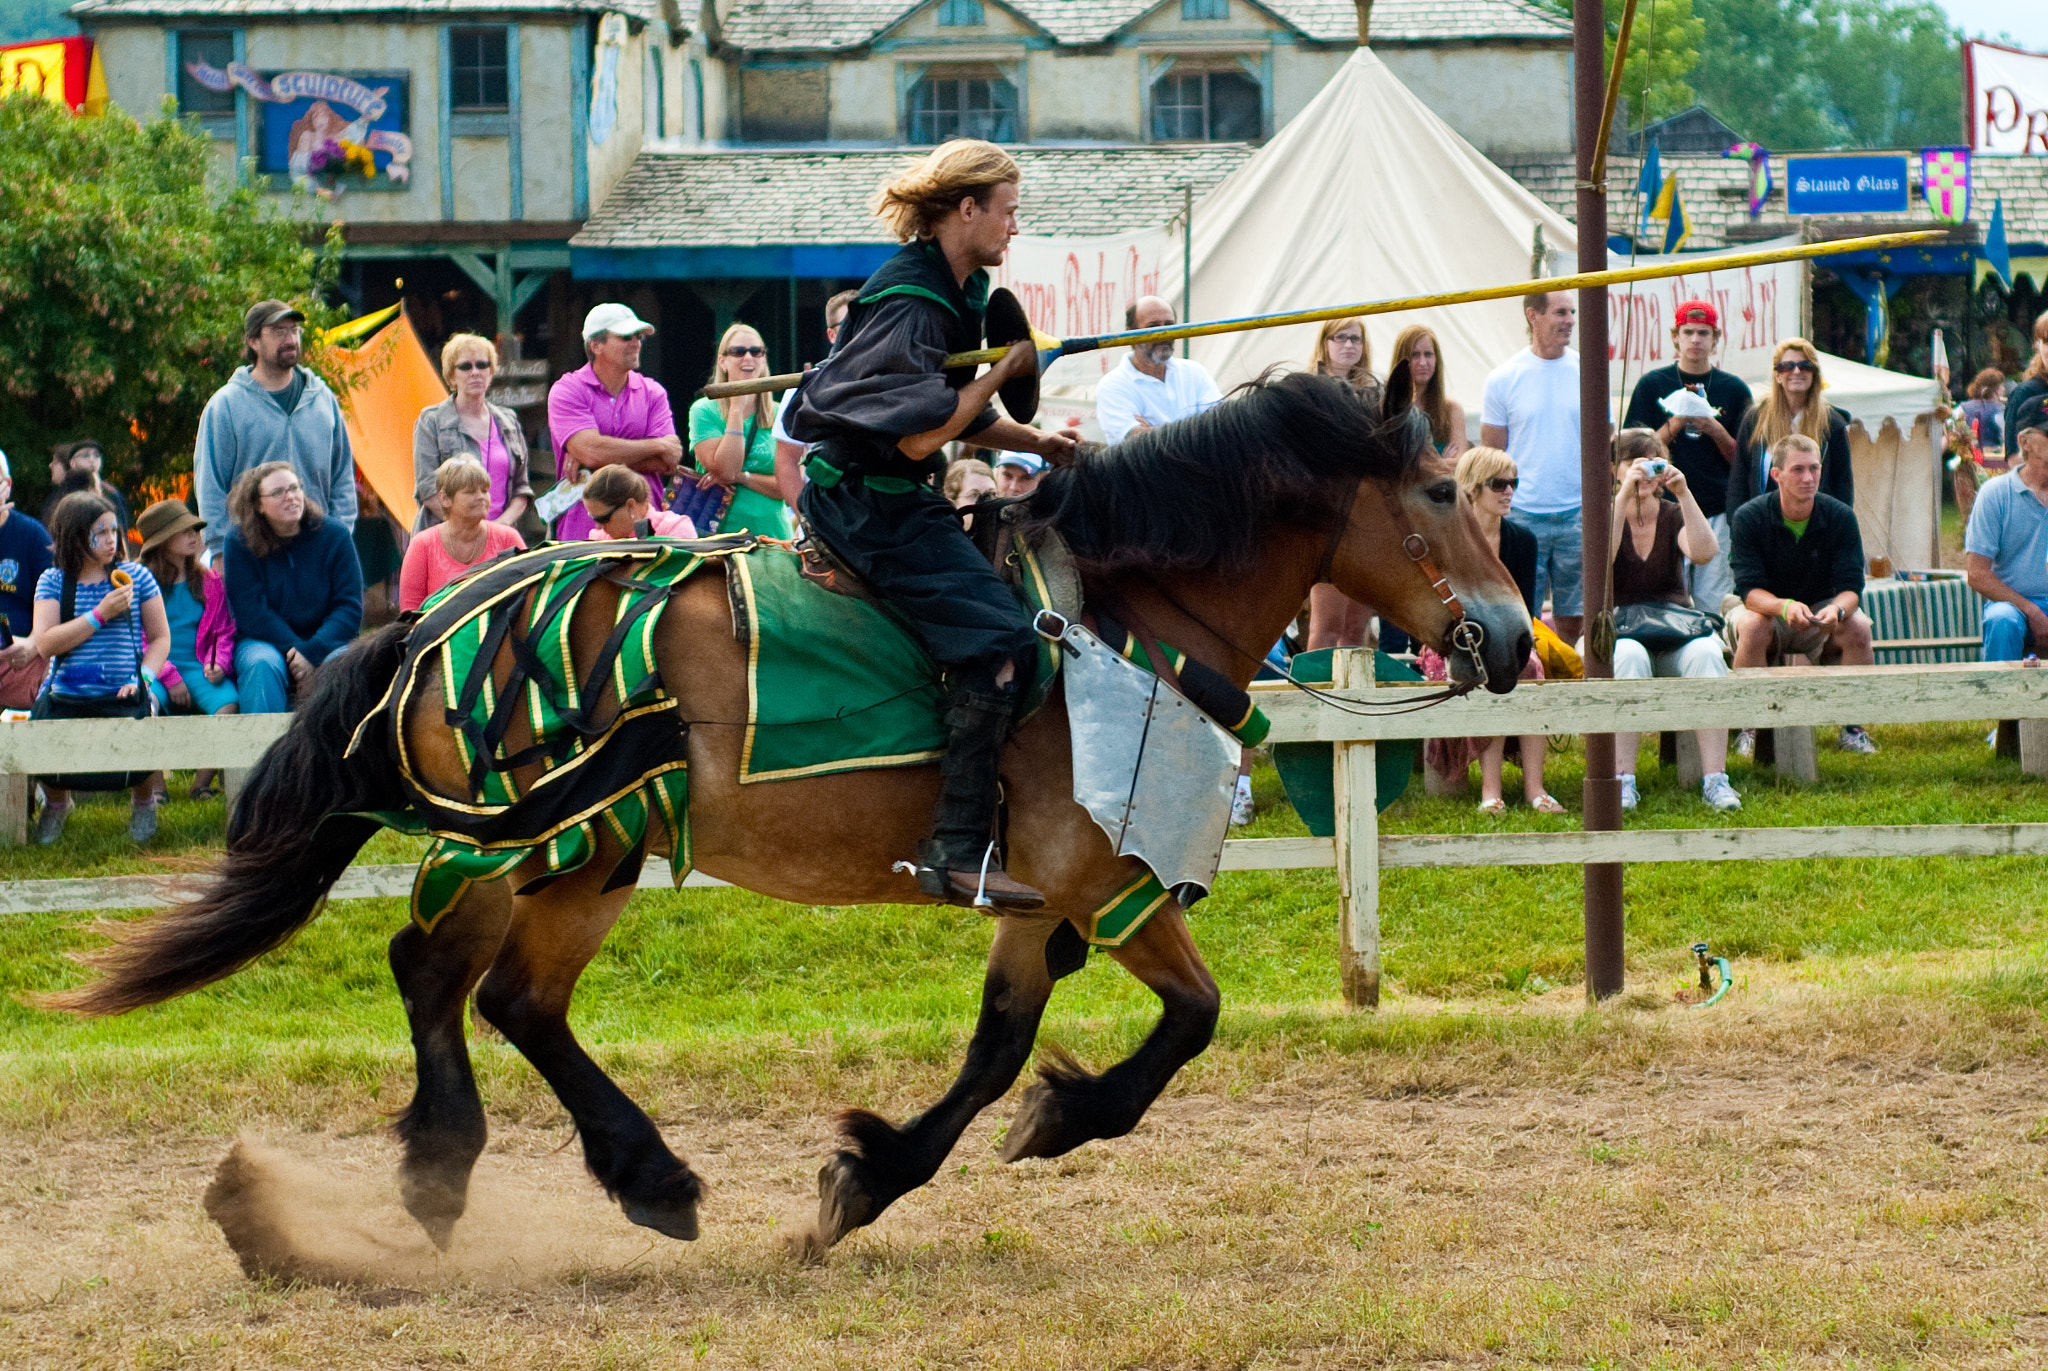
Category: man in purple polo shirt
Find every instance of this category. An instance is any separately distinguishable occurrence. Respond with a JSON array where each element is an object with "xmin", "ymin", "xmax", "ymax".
[{"xmin": 547, "ymin": 303, "xmax": 684, "ymax": 541}]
